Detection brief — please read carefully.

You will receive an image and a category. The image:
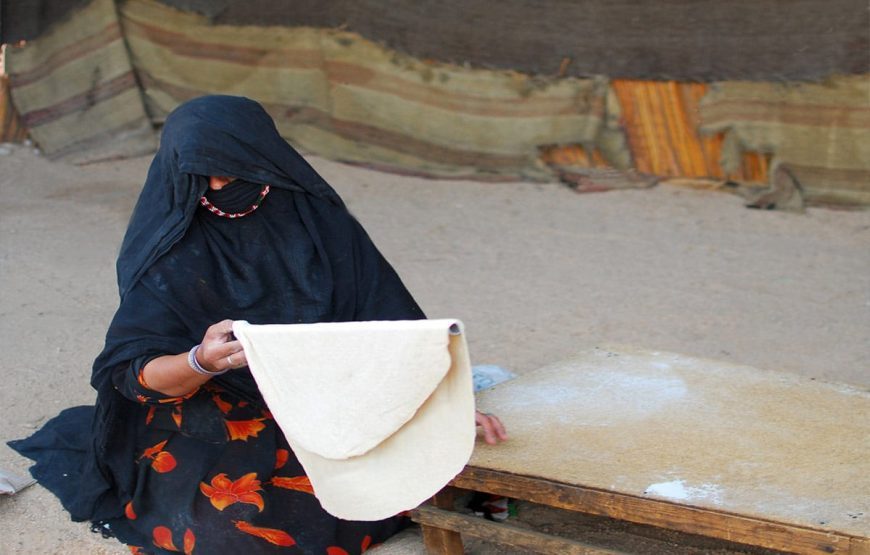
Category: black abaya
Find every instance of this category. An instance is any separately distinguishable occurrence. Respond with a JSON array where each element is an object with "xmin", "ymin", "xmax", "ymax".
[{"xmin": 9, "ymin": 96, "xmax": 424, "ymax": 554}]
